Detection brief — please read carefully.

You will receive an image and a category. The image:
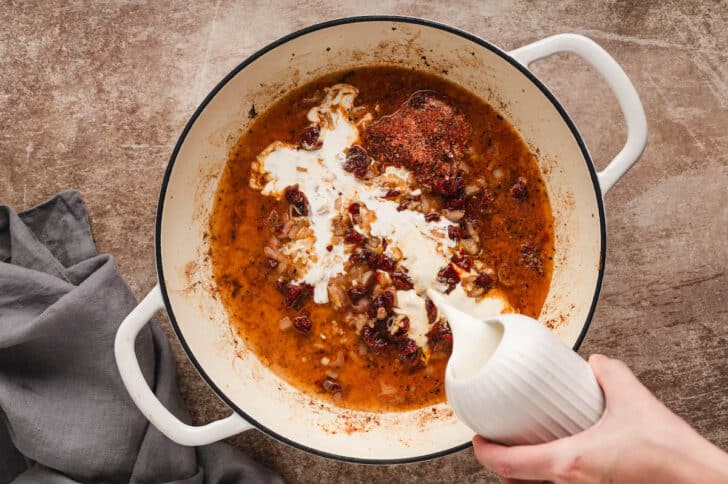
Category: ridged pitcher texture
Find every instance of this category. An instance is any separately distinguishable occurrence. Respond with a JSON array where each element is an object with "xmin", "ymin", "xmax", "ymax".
[{"xmin": 441, "ymin": 310, "xmax": 605, "ymax": 445}]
